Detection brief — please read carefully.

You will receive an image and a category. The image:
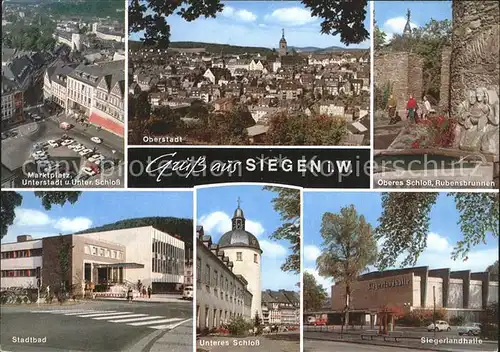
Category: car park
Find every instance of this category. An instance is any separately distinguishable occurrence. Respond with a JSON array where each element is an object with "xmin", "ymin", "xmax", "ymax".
[
  {"xmin": 90, "ymin": 137, "xmax": 102, "ymax": 144},
  {"xmin": 427, "ymin": 320, "xmax": 451, "ymax": 332},
  {"xmin": 43, "ymin": 163, "xmax": 62, "ymax": 174},
  {"xmin": 82, "ymin": 166, "xmax": 97, "ymax": 177},
  {"xmin": 72, "ymin": 145, "xmax": 85, "ymax": 152},
  {"xmin": 87, "ymin": 154, "xmax": 105, "ymax": 163},
  {"xmin": 32, "ymin": 151, "xmax": 48, "ymax": 161},
  {"xmin": 74, "ymin": 172, "xmax": 90, "ymax": 182},
  {"xmin": 458, "ymin": 323, "xmax": 481, "ymax": 336},
  {"xmin": 68, "ymin": 143, "xmax": 82, "ymax": 150}
]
